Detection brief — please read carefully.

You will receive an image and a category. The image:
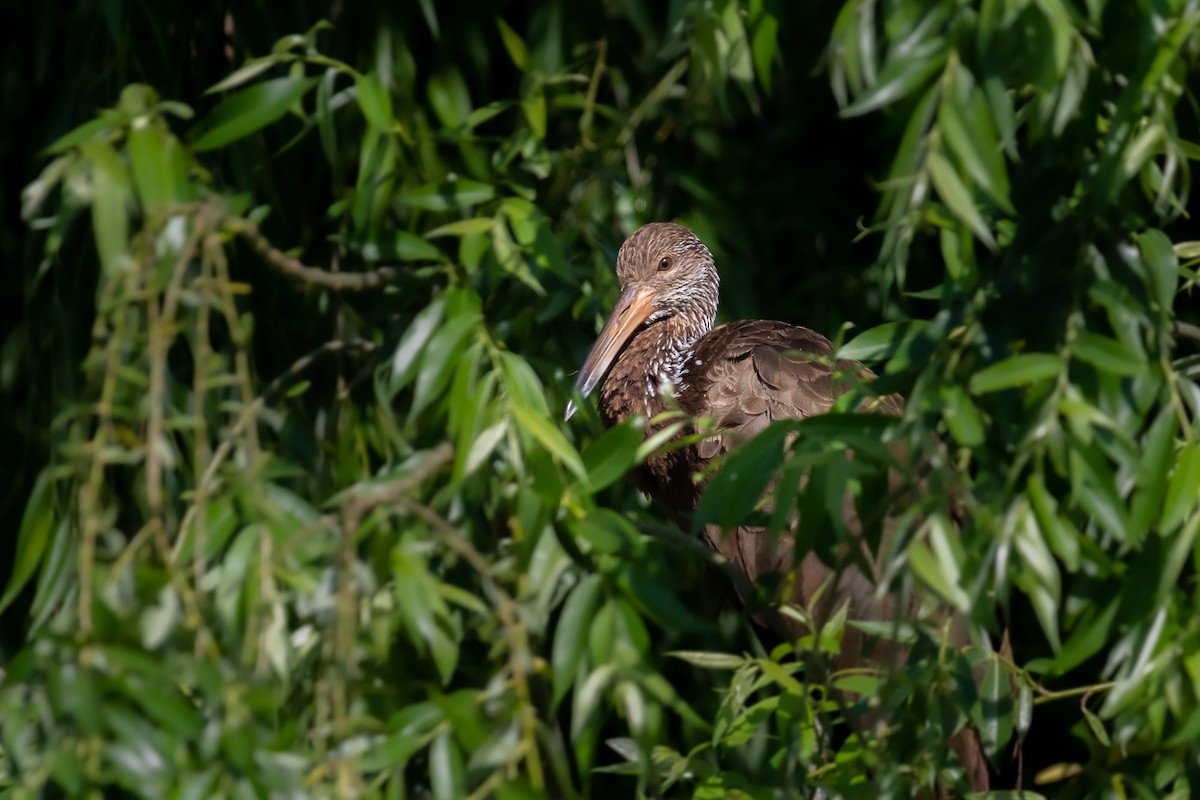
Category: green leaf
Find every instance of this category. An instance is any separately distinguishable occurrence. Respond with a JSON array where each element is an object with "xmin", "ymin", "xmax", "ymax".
[
  {"xmin": 1027, "ymin": 473, "xmax": 1080, "ymax": 571},
  {"xmin": 969, "ymin": 354, "xmax": 1063, "ymax": 394},
  {"xmin": 412, "ymin": 313, "xmax": 480, "ymax": 415},
  {"xmin": 668, "ymin": 651, "xmax": 745, "ymax": 670},
  {"xmin": 393, "ymin": 538, "xmax": 460, "ymax": 684},
  {"xmin": 1016, "ymin": 681, "xmax": 1034, "ymax": 742},
  {"xmin": 939, "ymin": 83, "xmax": 1012, "ymax": 213},
  {"xmin": 940, "ymin": 384, "xmax": 984, "ymax": 447},
  {"xmin": 758, "ymin": 658, "xmax": 805, "ymax": 695},
  {"xmin": 572, "ymin": 663, "xmax": 616, "ymax": 736},
  {"xmin": 1131, "ymin": 407, "xmax": 1178, "ymax": 532},
  {"xmin": 837, "ymin": 320, "xmax": 929, "ymax": 361},
  {"xmin": 127, "ymin": 123, "xmax": 189, "ymax": 209},
  {"xmin": 579, "ymin": 419, "xmax": 644, "ymax": 493},
  {"xmin": 1053, "ymin": 597, "xmax": 1118, "ymax": 674},
  {"xmin": 80, "ymin": 140, "xmax": 132, "ymax": 276},
  {"xmin": 355, "ymin": 72, "xmax": 394, "ymax": 132},
  {"xmin": 464, "ymin": 420, "xmax": 508, "ymax": 478},
  {"xmin": 500, "ymin": 351, "xmax": 550, "ymax": 415},
  {"xmin": 1072, "ymin": 331, "xmax": 1143, "ymax": 376},
  {"xmin": 316, "ymin": 68, "xmax": 338, "ymax": 167},
  {"xmin": 396, "ymin": 180, "xmax": 496, "ymax": 211},
  {"xmin": 618, "ymin": 566, "xmax": 705, "ymax": 632},
  {"xmin": 428, "ymin": 67, "xmax": 473, "ymax": 128},
  {"xmin": 1082, "ymin": 705, "xmax": 1111, "ymax": 747},
  {"xmin": 0, "ymin": 468, "xmax": 57, "ymax": 613},
  {"xmin": 928, "ymin": 150, "xmax": 997, "ymax": 250},
  {"xmin": 1015, "ymin": 503, "xmax": 1062, "ymax": 650},
  {"xmin": 353, "ymin": 231, "xmax": 442, "ymax": 262},
  {"xmin": 28, "ymin": 514, "xmax": 75, "ymax": 635},
  {"xmin": 429, "ymin": 729, "xmax": 466, "ymax": 800},
  {"xmin": 1138, "ymin": 228, "xmax": 1179, "ymax": 313},
  {"xmin": 839, "ymin": 42, "xmax": 947, "ymax": 118},
  {"xmin": 189, "ymin": 77, "xmax": 318, "ymax": 151},
  {"xmin": 748, "ymin": 0, "xmax": 780, "ymax": 93},
  {"xmin": 426, "ymin": 217, "xmax": 496, "ymax": 238},
  {"xmin": 496, "ymin": 18, "xmax": 531, "ymax": 72},
  {"xmin": 390, "ymin": 296, "xmax": 446, "ymax": 395},
  {"xmin": 693, "ymin": 422, "xmax": 795, "ymax": 532},
  {"xmin": 573, "ymin": 508, "xmax": 638, "ymax": 554},
  {"xmin": 512, "ymin": 403, "xmax": 587, "ymax": 481},
  {"xmin": 979, "ymin": 659, "xmax": 1014, "ymax": 760},
  {"xmin": 43, "ymin": 116, "xmax": 118, "ymax": 155},
  {"xmin": 1161, "ymin": 442, "xmax": 1200, "ymax": 532},
  {"xmin": 907, "ymin": 539, "xmax": 969, "ymax": 613},
  {"xmin": 204, "ymin": 57, "xmax": 285, "ymax": 94},
  {"xmin": 552, "ymin": 574, "xmax": 602, "ymax": 707},
  {"xmin": 521, "ymin": 91, "xmax": 547, "ymax": 139}
]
